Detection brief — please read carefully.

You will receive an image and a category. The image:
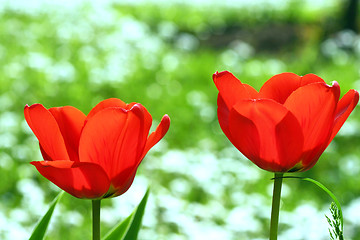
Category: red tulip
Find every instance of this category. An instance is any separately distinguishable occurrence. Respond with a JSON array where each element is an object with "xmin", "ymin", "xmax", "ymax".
[
  {"xmin": 25, "ymin": 98, "xmax": 170, "ymax": 199},
  {"xmin": 213, "ymin": 71, "xmax": 359, "ymax": 172}
]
